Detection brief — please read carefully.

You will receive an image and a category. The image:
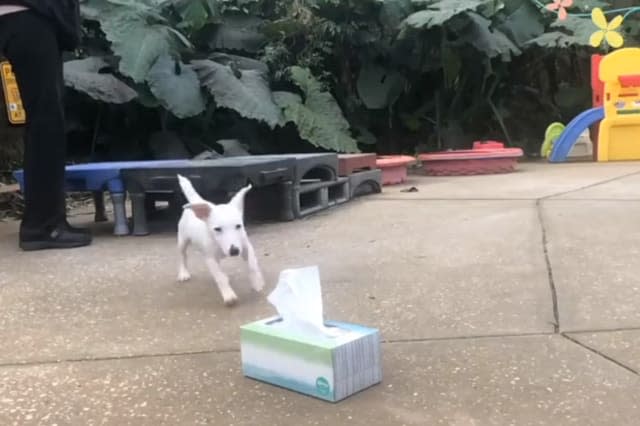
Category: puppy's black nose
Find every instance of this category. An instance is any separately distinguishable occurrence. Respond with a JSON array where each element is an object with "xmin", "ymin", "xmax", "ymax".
[{"xmin": 229, "ymin": 246, "xmax": 240, "ymax": 257}]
